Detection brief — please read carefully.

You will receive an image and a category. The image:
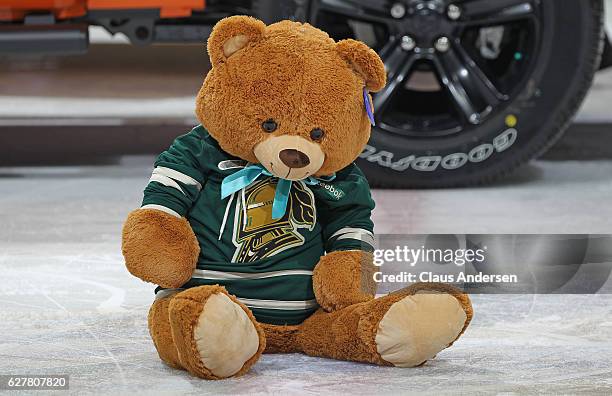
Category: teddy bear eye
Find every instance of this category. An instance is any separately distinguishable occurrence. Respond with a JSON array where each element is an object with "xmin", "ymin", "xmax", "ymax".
[
  {"xmin": 262, "ymin": 119, "xmax": 278, "ymax": 133},
  {"xmin": 310, "ymin": 128, "xmax": 325, "ymax": 141}
]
